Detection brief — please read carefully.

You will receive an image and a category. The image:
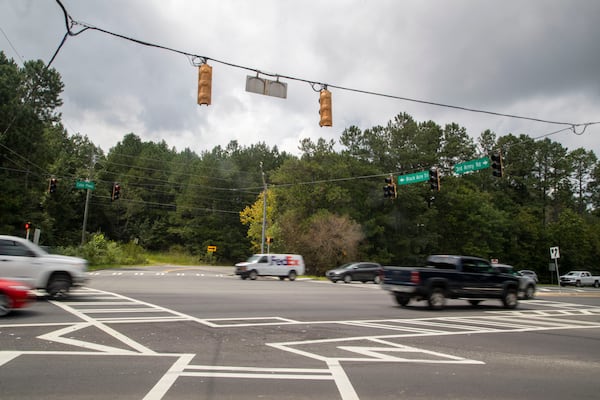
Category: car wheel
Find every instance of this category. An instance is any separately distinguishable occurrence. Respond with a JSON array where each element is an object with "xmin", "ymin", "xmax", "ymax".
[
  {"xmin": 343, "ymin": 275, "xmax": 352, "ymax": 284},
  {"xmin": 502, "ymin": 288, "xmax": 518, "ymax": 309},
  {"xmin": 249, "ymin": 270, "xmax": 258, "ymax": 280},
  {"xmin": 47, "ymin": 274, "xmax": 71, "ymax": 299},
  {"xmin": 524, "ymin": 285, "xmax": 535, "ymax": 300},
  {"xmin": 594, "ymin": 281, "xmax": 599, "ymax": 288},
  {"xmin": 288, "ymin": 271, "xmax": 297, "ymax": 281},
  {"xmin": 373, "ymin": 275, "xmax": 381, "ymax": 284},
  {"xmin": 427, "ymin": 288, "xmax": 446, "ymax": 310},
  {"xmin": 0, "ymin": 293, "xmax": 11, "ymax": 317},
  {"xmin": 576, "ymin": 280, "xmax": 582, "ymax": 287},
  {"xmin": 395, "ymin": 294, "xmax": 410, "ymax": 307},
  {"xmin": 279, "ymin": 276, "xmax": 285, "ymax": 281}
]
